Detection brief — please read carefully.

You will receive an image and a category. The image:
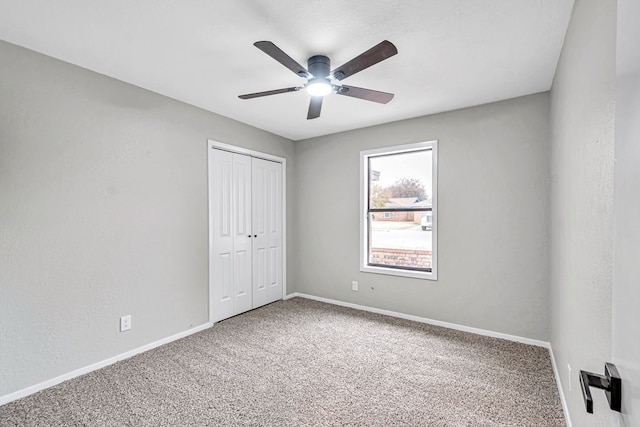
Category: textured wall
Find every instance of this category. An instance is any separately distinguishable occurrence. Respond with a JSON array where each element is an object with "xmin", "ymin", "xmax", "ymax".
[
  {"xmin": 0, "ymin": 40, "xmax": 294, "ymax": 397},
  {"xmin": 549, "ymin": 0, "xmax": 617, "ymax": 424},
  {"xmin": 293, "ymin": 93, "xmax": 551, "ymax": 341}
]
